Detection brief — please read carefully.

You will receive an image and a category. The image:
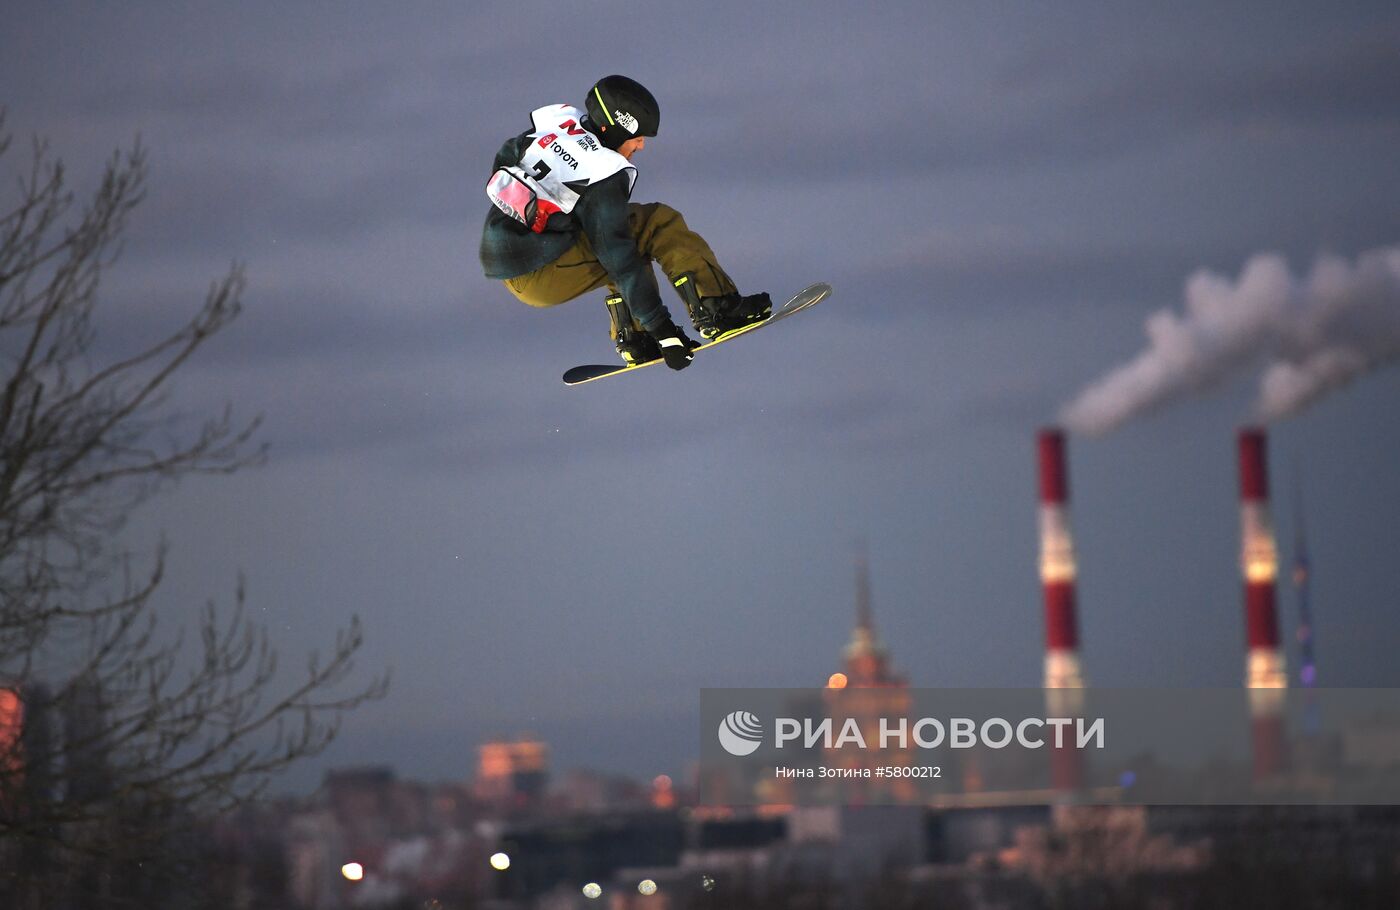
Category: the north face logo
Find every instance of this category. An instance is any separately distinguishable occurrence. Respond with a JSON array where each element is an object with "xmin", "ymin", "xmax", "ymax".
[{"xmin": 615, "ymin": 111, "xmax": 639, "ymax": 134}]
